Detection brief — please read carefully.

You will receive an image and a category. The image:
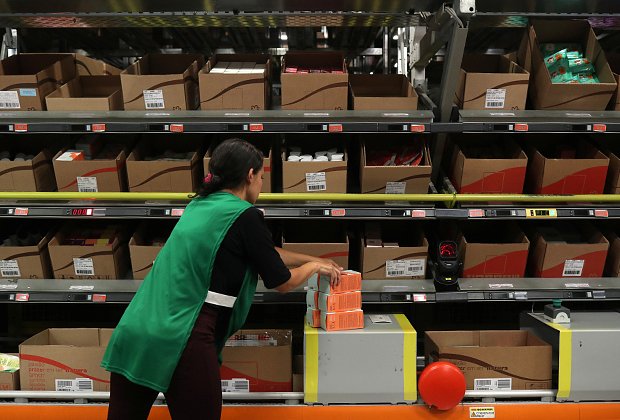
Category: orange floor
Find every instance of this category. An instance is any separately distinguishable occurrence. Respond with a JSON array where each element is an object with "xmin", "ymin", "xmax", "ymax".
[{"xmin": 0, "ymin": 403, "xmax": 619, "ymax": 420}]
